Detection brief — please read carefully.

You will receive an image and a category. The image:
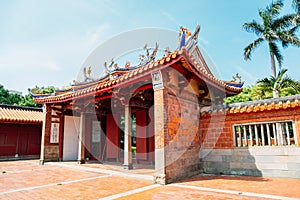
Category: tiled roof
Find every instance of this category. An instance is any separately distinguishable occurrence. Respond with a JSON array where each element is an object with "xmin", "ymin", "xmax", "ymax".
[
  {"xmin": 200, "ymin": 94, "xmax": 300, "ymax": 115},
  {"xmin": 34, "ymin": 48, "xmax": 243, "ymax": 104},
  {"xmin": 0, "ymin": 104, "xmax": 43, "ymax": 123}
]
